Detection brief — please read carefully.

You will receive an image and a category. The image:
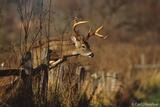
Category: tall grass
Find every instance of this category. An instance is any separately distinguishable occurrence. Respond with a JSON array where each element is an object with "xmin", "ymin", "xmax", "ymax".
[{"xmin": 1, "ymin": 43, "xmax": 160, "ymax": 107}]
